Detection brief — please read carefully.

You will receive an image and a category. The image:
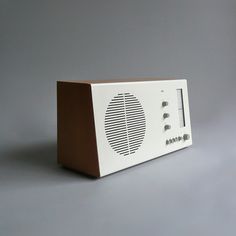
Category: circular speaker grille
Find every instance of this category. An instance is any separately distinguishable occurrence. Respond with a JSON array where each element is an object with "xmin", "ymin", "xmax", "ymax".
[{"xmin": 105, "ymin": 93, "xmax": 146, "ymax": 156}]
